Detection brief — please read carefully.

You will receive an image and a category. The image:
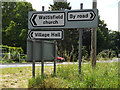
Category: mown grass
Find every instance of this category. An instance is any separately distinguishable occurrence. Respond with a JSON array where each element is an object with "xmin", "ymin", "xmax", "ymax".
[
  {"xmin": 28, "ymin": 62, "xmax": 119, "ymax": 88},
  {"xmin": 2, "ymin": 67, "xmax": 32, "ymax": 88},
  {"xmin": 2, "ymin": 66, "xmax": 53, "ymax": 88}
]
